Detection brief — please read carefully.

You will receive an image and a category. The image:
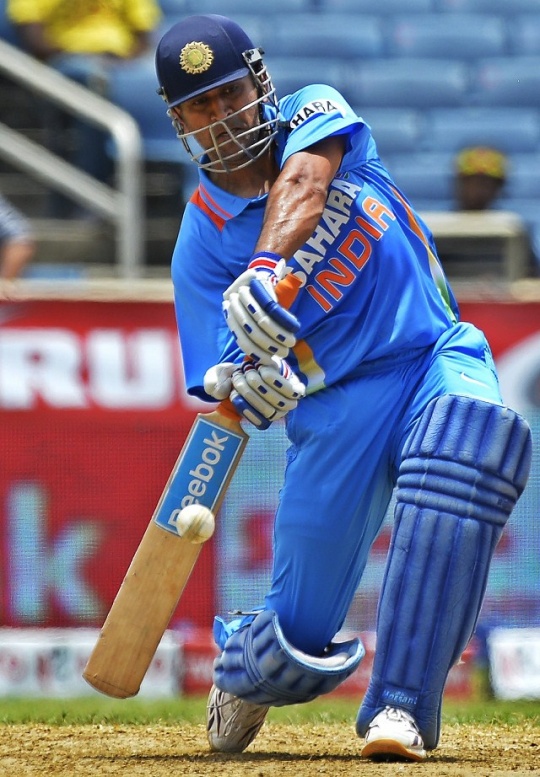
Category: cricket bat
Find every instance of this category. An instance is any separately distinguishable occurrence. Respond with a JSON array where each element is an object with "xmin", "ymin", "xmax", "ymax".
[
  {"xmin": 83, "ymin": 274, "xmax": 301, "ymax": 699},
  {"xmin": 82, "ymin": 400, "xmax": 248, "ymax": 698}
]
